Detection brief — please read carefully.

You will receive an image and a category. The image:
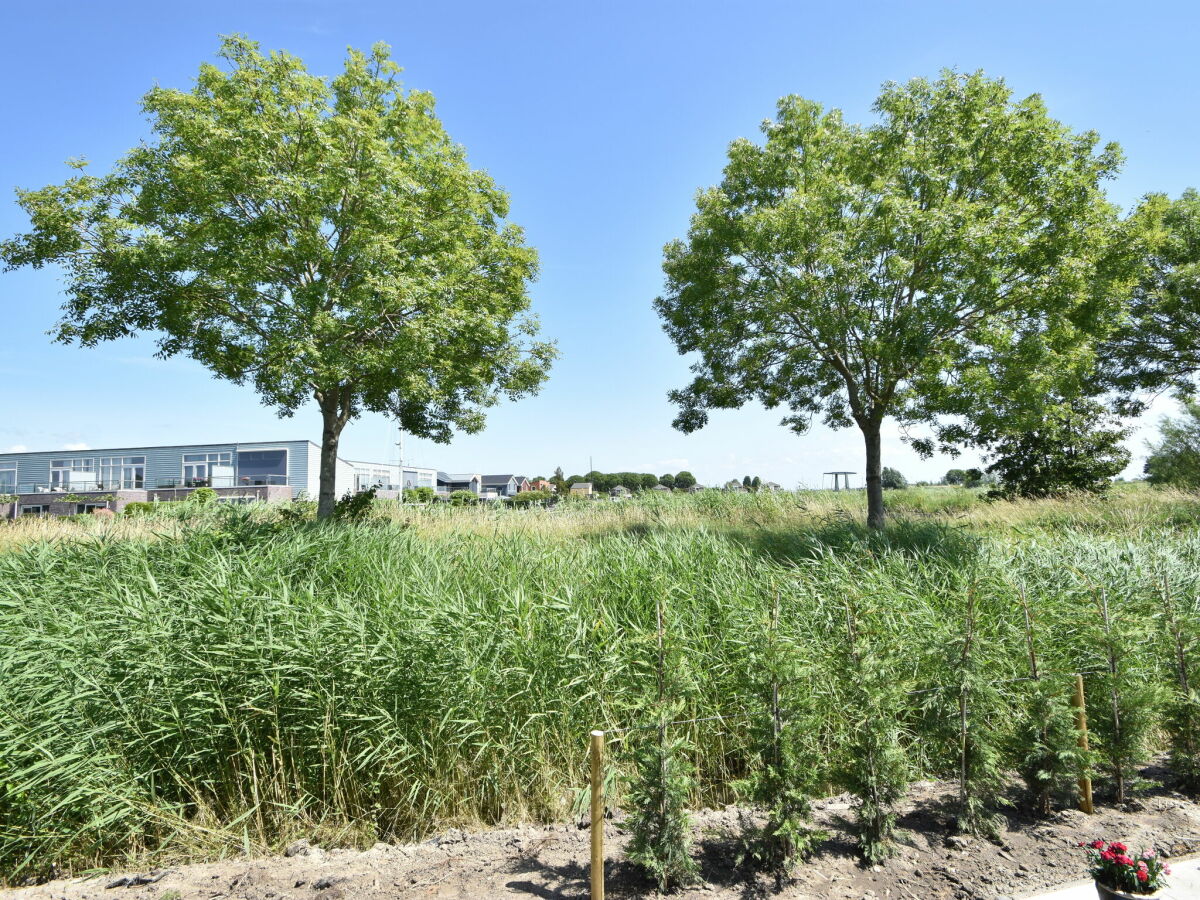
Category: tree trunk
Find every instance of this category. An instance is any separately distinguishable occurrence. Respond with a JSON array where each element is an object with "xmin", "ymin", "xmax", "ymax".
[
  {"xmin": 317, "ymin": 396, "xmax": 350, "ymax": 520},
  {"xmin": 862, "ymin": 421, "xmax": 885, "ymax": 530}
]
